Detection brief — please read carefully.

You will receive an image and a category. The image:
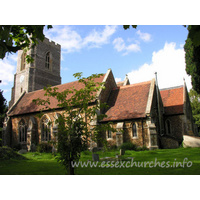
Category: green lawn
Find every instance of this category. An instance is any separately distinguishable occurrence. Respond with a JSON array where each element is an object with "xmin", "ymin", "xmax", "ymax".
[{"xmin": 0, "ymin": 147, "xmax": 200, "ymax": 175}]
